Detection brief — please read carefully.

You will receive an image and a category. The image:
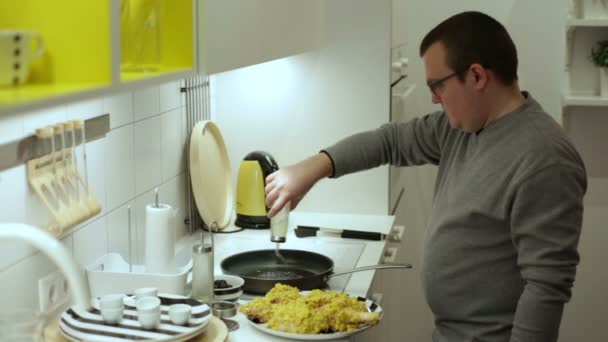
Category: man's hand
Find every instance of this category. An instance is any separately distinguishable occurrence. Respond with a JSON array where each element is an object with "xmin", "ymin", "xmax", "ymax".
[{"xmin": 264, "ymin": 153, "xmax": 334, "ymax": 217}]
